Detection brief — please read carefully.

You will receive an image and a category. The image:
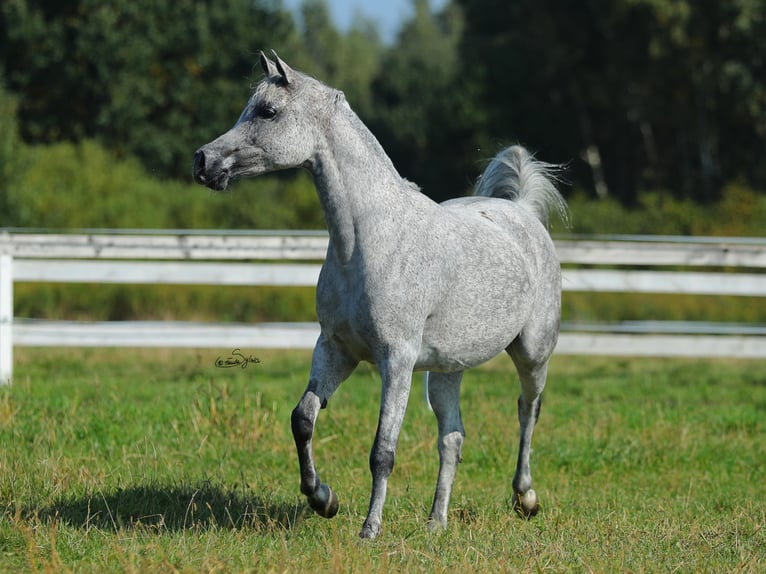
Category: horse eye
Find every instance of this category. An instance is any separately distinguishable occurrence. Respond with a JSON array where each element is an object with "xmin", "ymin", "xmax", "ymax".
[{"xmin": 258, "ymin": 105, "xmax": 277, "ymax": 120}]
